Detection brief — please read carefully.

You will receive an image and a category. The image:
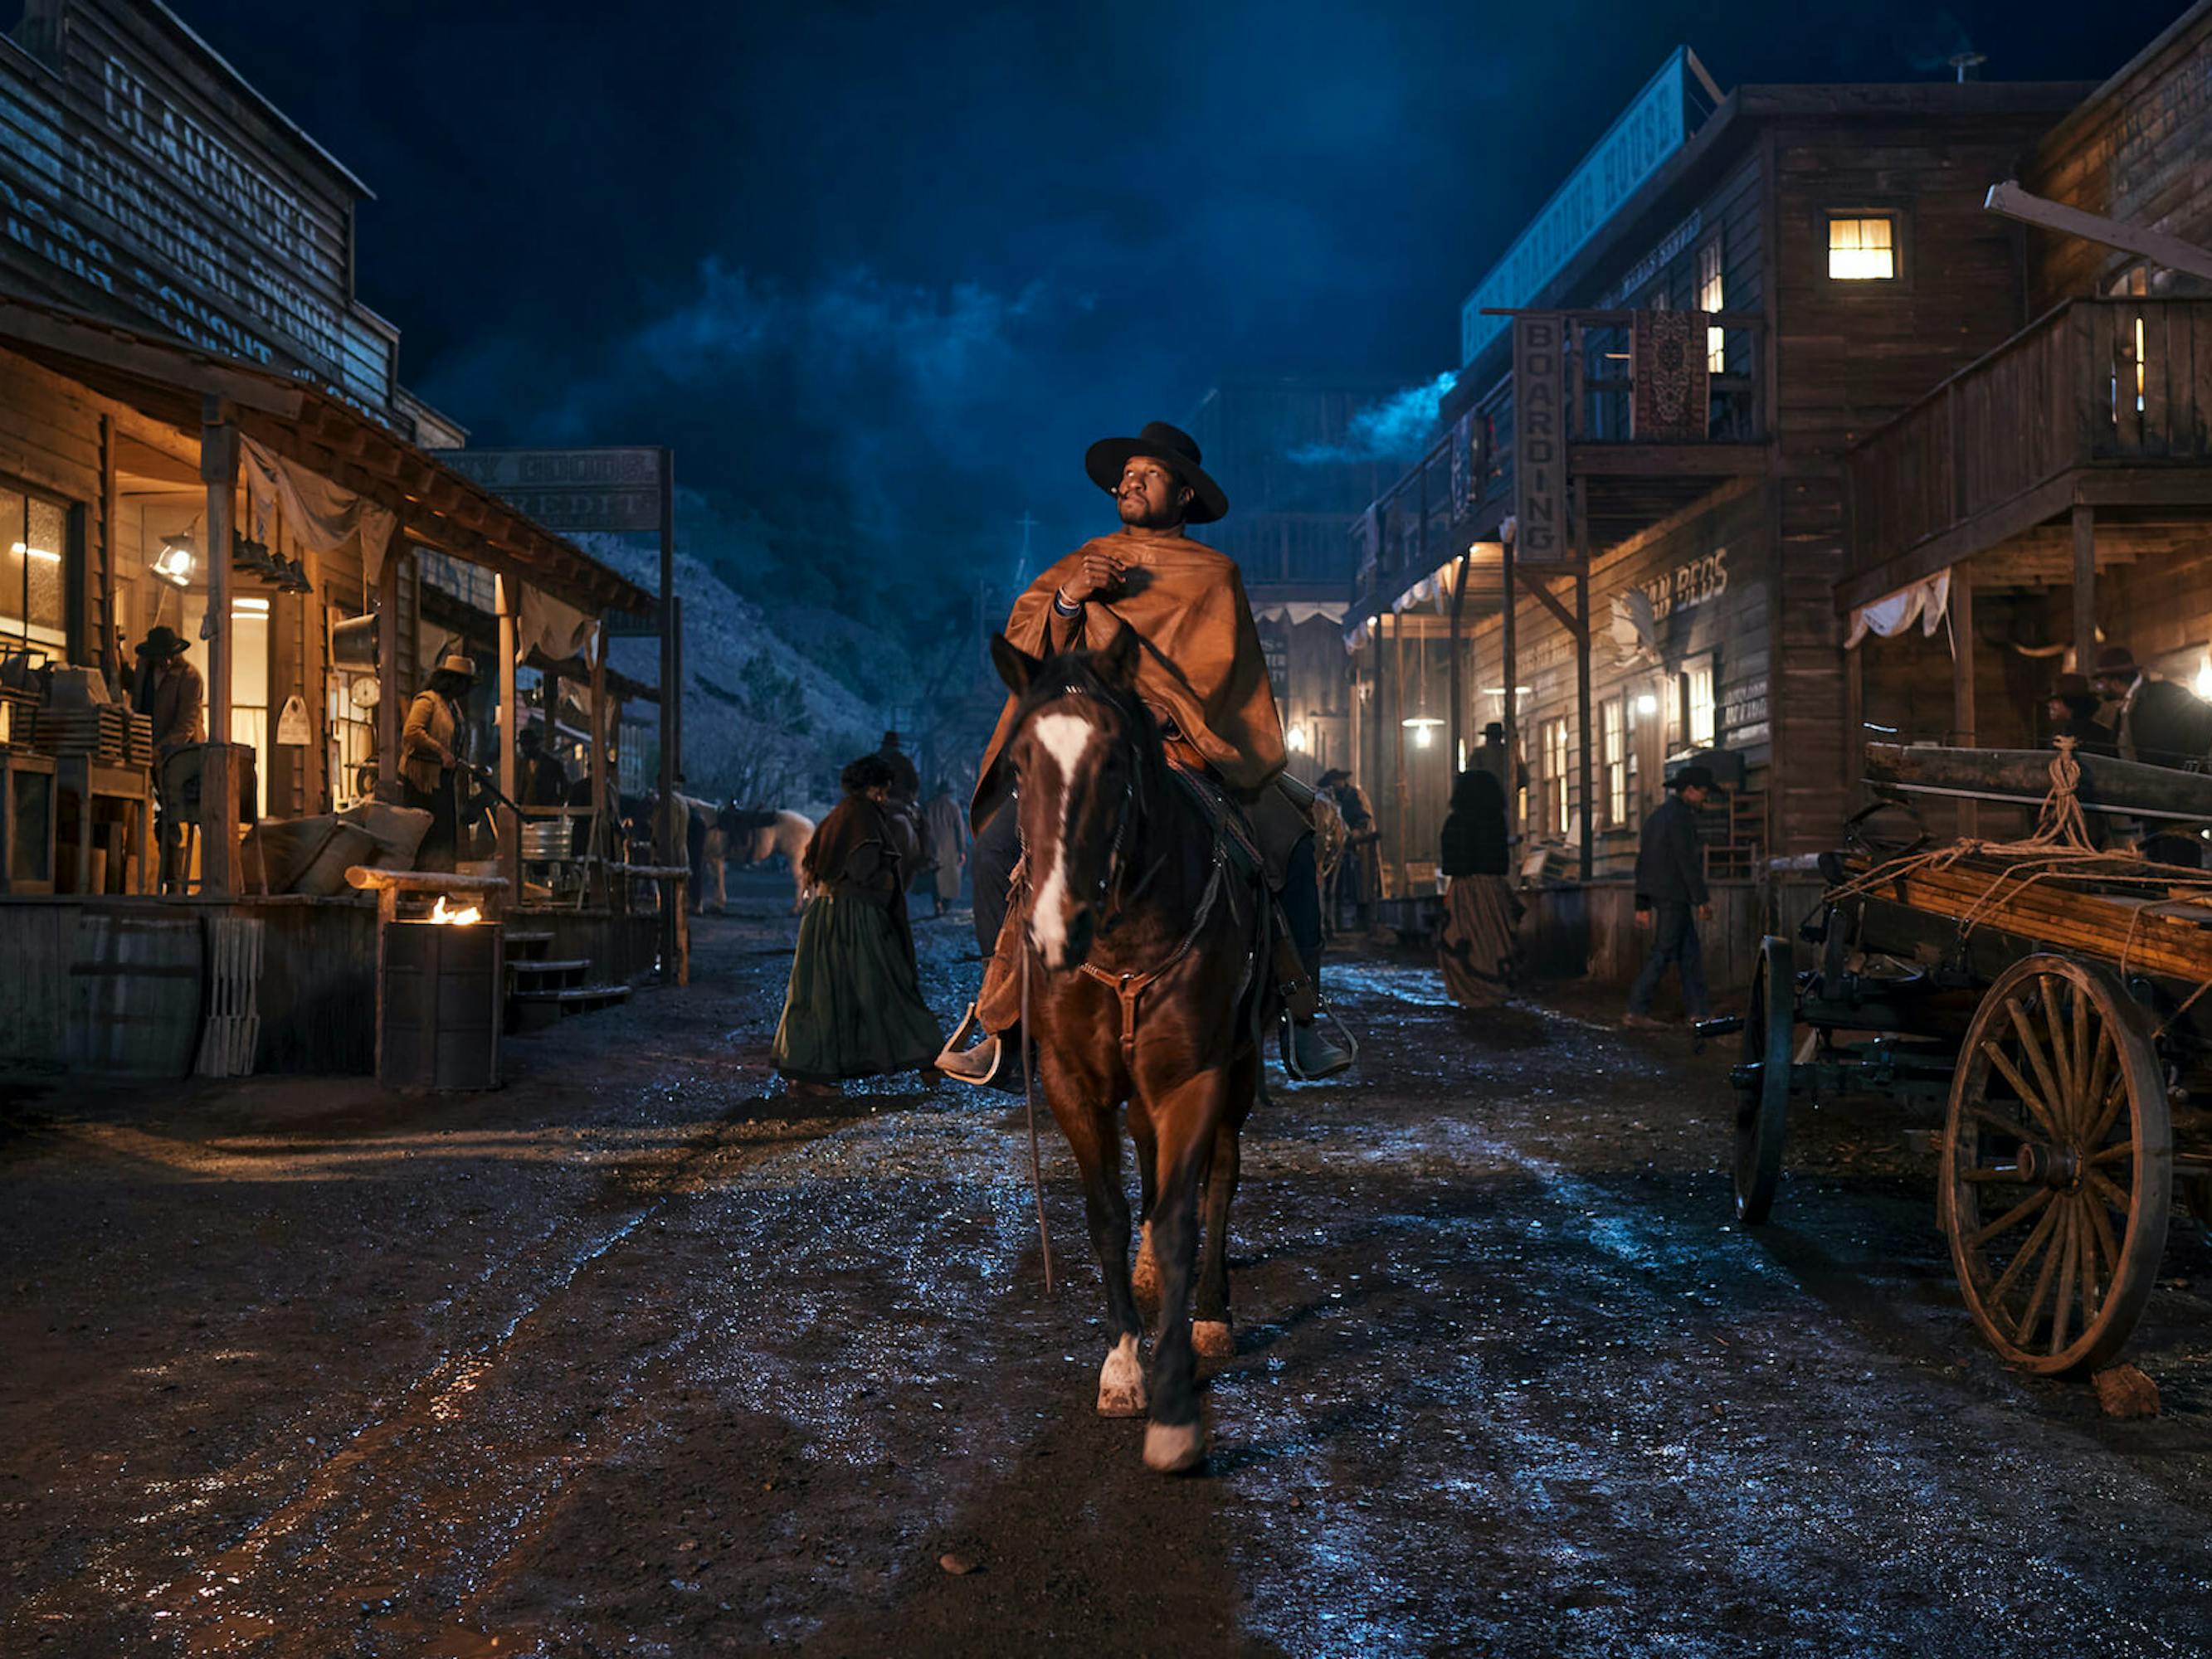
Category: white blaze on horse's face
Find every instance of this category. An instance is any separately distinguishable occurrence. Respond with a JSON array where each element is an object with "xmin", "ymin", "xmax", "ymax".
[{"xmin": 1029, "ymin": 708, "xmax": 1100, "ymax": 969}]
